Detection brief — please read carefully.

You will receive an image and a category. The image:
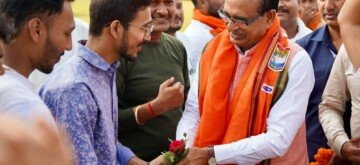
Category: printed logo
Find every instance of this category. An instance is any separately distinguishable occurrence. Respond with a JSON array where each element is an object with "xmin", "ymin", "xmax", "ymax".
[
  {"xmin": 261, "ymin": 83, "xmax": 274, "ymax": 94},
  {"xmin": 268, "ymin": 43, "xmax": 290, "ymax": 72}
]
